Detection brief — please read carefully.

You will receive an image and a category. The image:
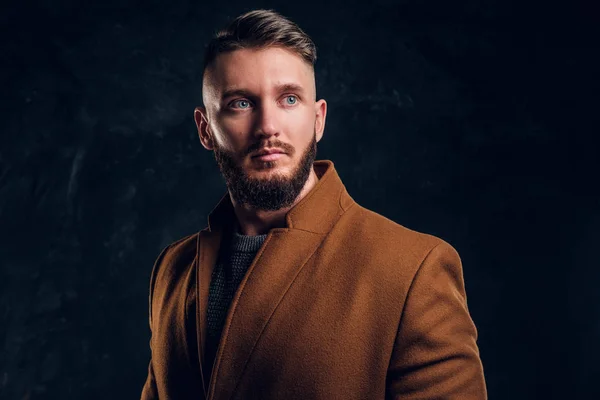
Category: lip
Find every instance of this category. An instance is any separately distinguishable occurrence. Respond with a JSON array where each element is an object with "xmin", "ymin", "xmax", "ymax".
[
  {"xmin": 253, "ymin": 153, "xmax": 285, "ymax": 161},
  {"xmin": 252, "ymin": 148, "xmax": 286, "ymax": 156},
  {"xmin": 251, "ymin": 148, "xmax": 286, "ymax": 161}
]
